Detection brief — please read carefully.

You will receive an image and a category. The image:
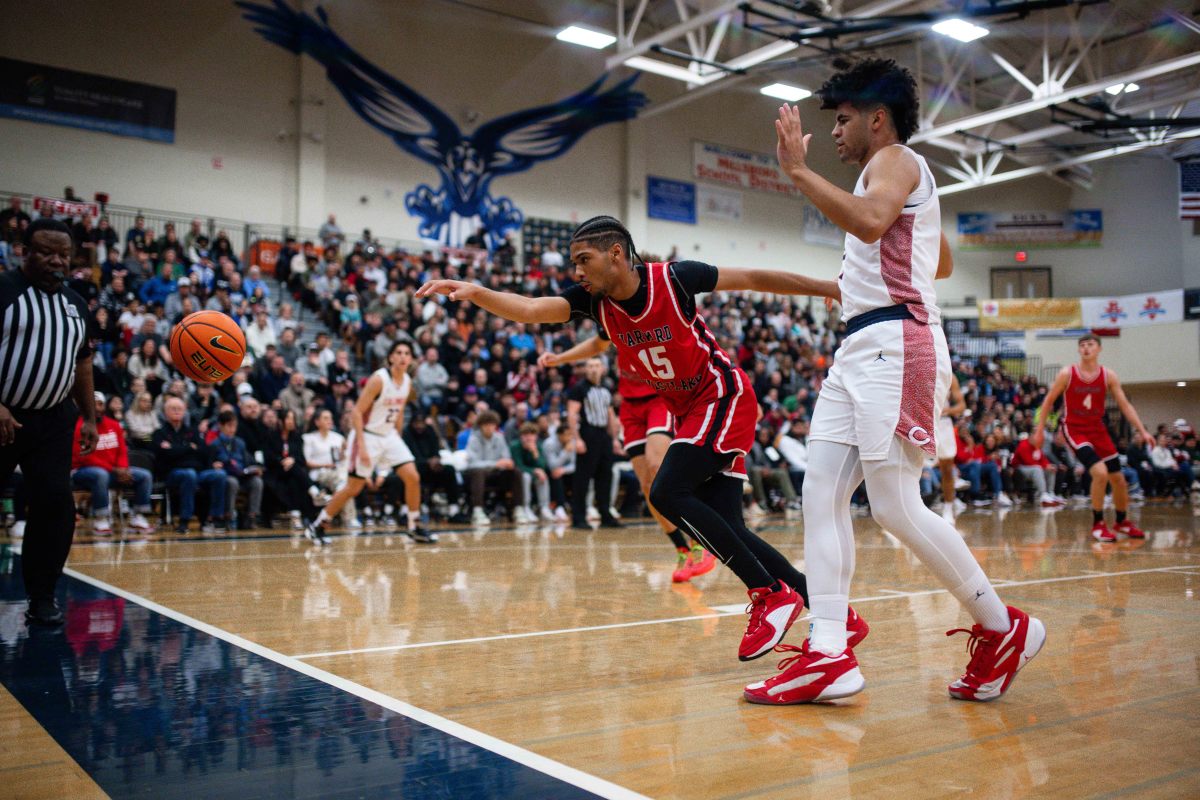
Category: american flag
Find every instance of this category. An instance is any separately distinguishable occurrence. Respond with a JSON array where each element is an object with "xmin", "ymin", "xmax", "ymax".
[{"xmin": 1183, "ymin": 162, "xmax": 1200, "ymax": 219}]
